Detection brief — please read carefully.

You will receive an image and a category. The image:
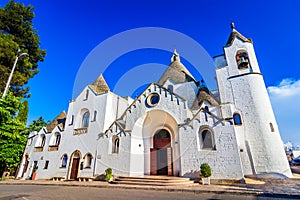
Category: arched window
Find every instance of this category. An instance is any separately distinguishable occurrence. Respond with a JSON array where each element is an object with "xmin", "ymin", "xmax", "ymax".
[
  {"xmin": 199, "ymin": 127, "xmax": 215, "ymax": 150},
  {"xmin": 112, "ymin": 136, "xmax": 120, "ymax": 154},
  {"xmin": 233, "ymin": 113, "xmax": 242, "ymax": 125},
  {"xmin": 61, "ymin": 154, "xmax": 68, "ymax": 168},
  {"xmin": 236, "ymin": 50, "xmax": 250, "ymax": 69},
  {"xmin": 84, "ymin": 153, "xmax": 93, "ymax": 168},
  {"xmin": 34, "ymin": 134, "xmax": 46, "ymax": 152},
  {"xmin": 27, "ymin": 138, "xmax": 32, "ymax": 146},
  {"xmin": 55, "ymin": 133, "xmax": 61, "ymax": 146},
  {"xmin": 167, "ymin": 85, "xmax": 173, "ymax": 92},
  {"xmin": 41, "ymin": 134, "xmax": 46, "ymax": 147},
  {"xmin": 48, "ymin": 132, "xmax": 61, "ymax": 151},
  {"xmin": 82, "ymin": 111, "xmax": 90, "ymax": 128},
  {"xmin": 153, "ymin": 129, "xmax": 171, "ymax": 149}
]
